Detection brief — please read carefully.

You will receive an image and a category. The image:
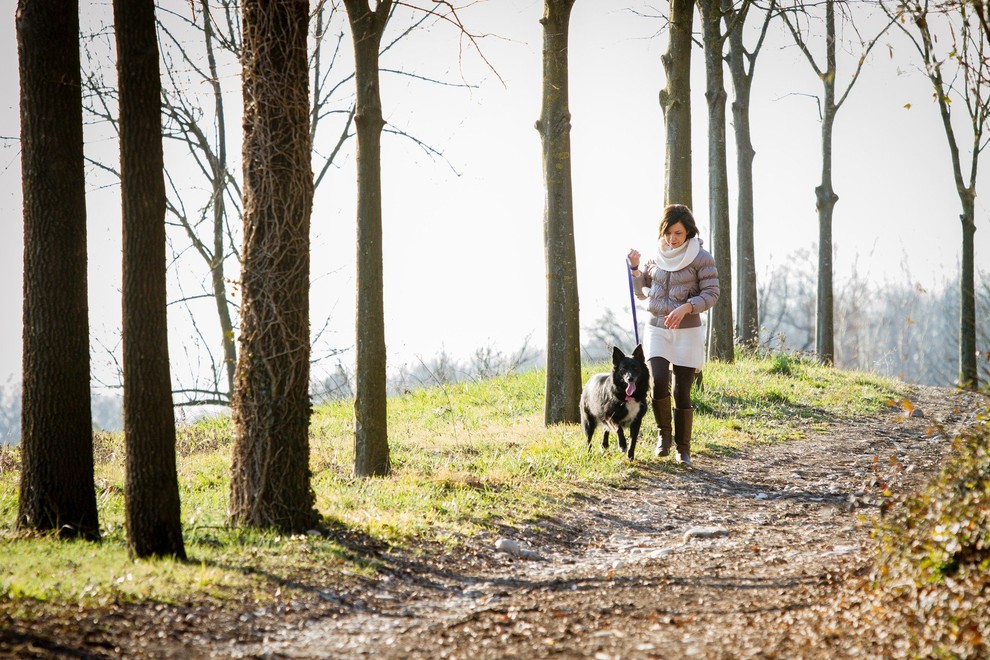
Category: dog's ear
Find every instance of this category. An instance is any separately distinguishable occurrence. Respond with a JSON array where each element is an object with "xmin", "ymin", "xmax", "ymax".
[
  {"xmin": 611, "ymin": 345, "xmax": 625, "ymax": 364},
  {"xmin": 632, "ymin": 343, "xmax": 645, "ymax": 362}
]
